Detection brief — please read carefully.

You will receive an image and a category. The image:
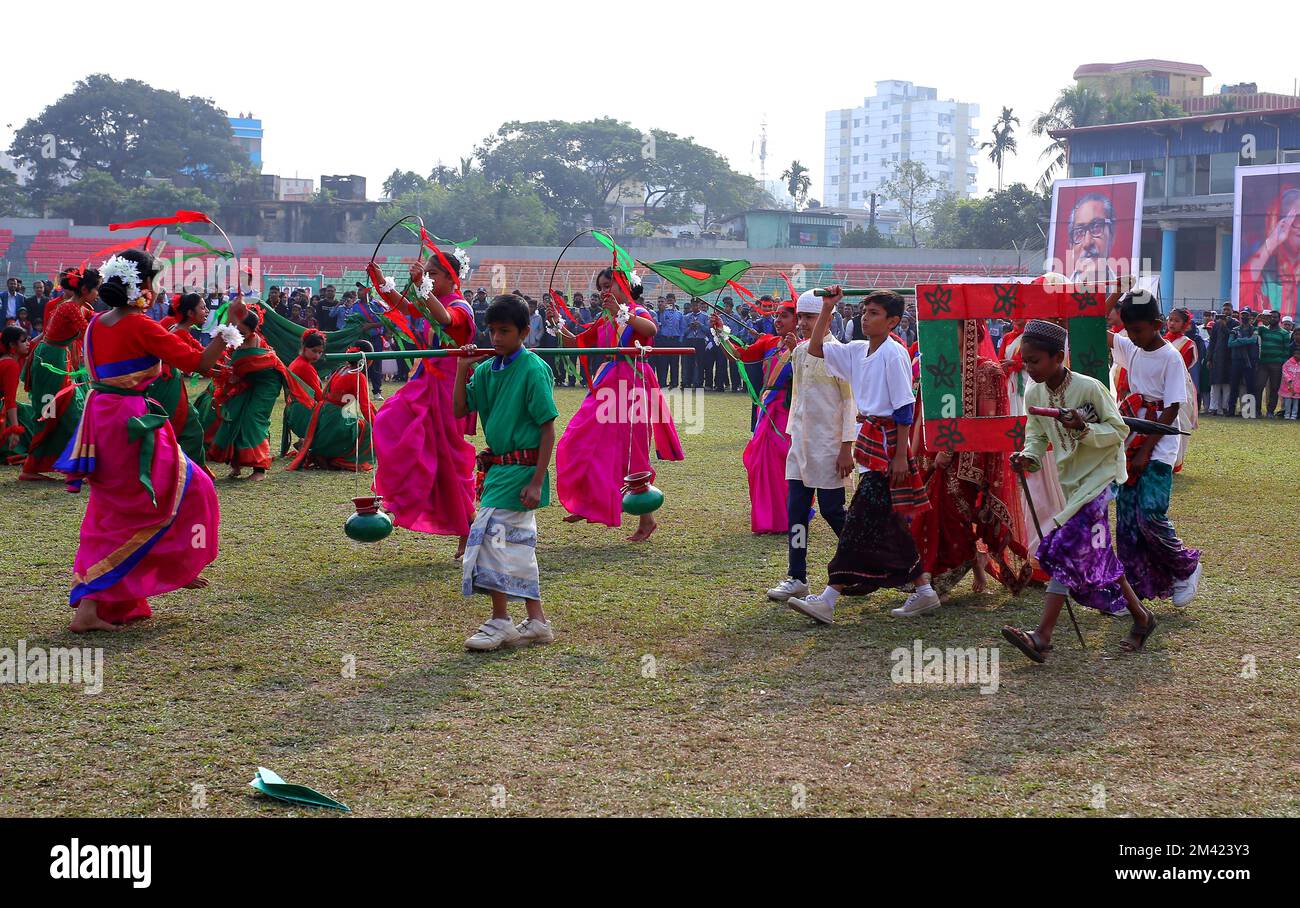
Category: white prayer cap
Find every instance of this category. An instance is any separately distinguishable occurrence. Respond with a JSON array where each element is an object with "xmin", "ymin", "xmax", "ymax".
[{"xmin": 796, "ymin": 289, "xmax": 822, "ymax": 314}]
